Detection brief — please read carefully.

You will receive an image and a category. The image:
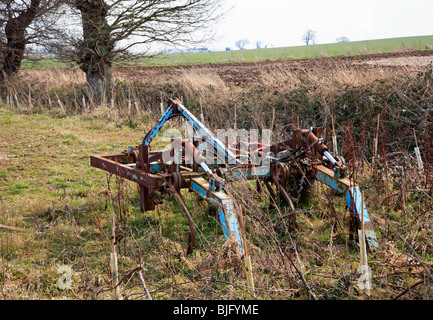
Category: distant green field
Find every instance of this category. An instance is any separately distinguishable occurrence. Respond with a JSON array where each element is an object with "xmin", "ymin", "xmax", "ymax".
[
  {"xmin": 21, "ymin": 58, "xmax": 75, "ymax": 70},
  {"xmin": 138, "ymin": 35, "xmax": 433, "ymax": 66},
  {"xmin": 22, "ymin": 35, "xmax": 433, "ymax": 69}
]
